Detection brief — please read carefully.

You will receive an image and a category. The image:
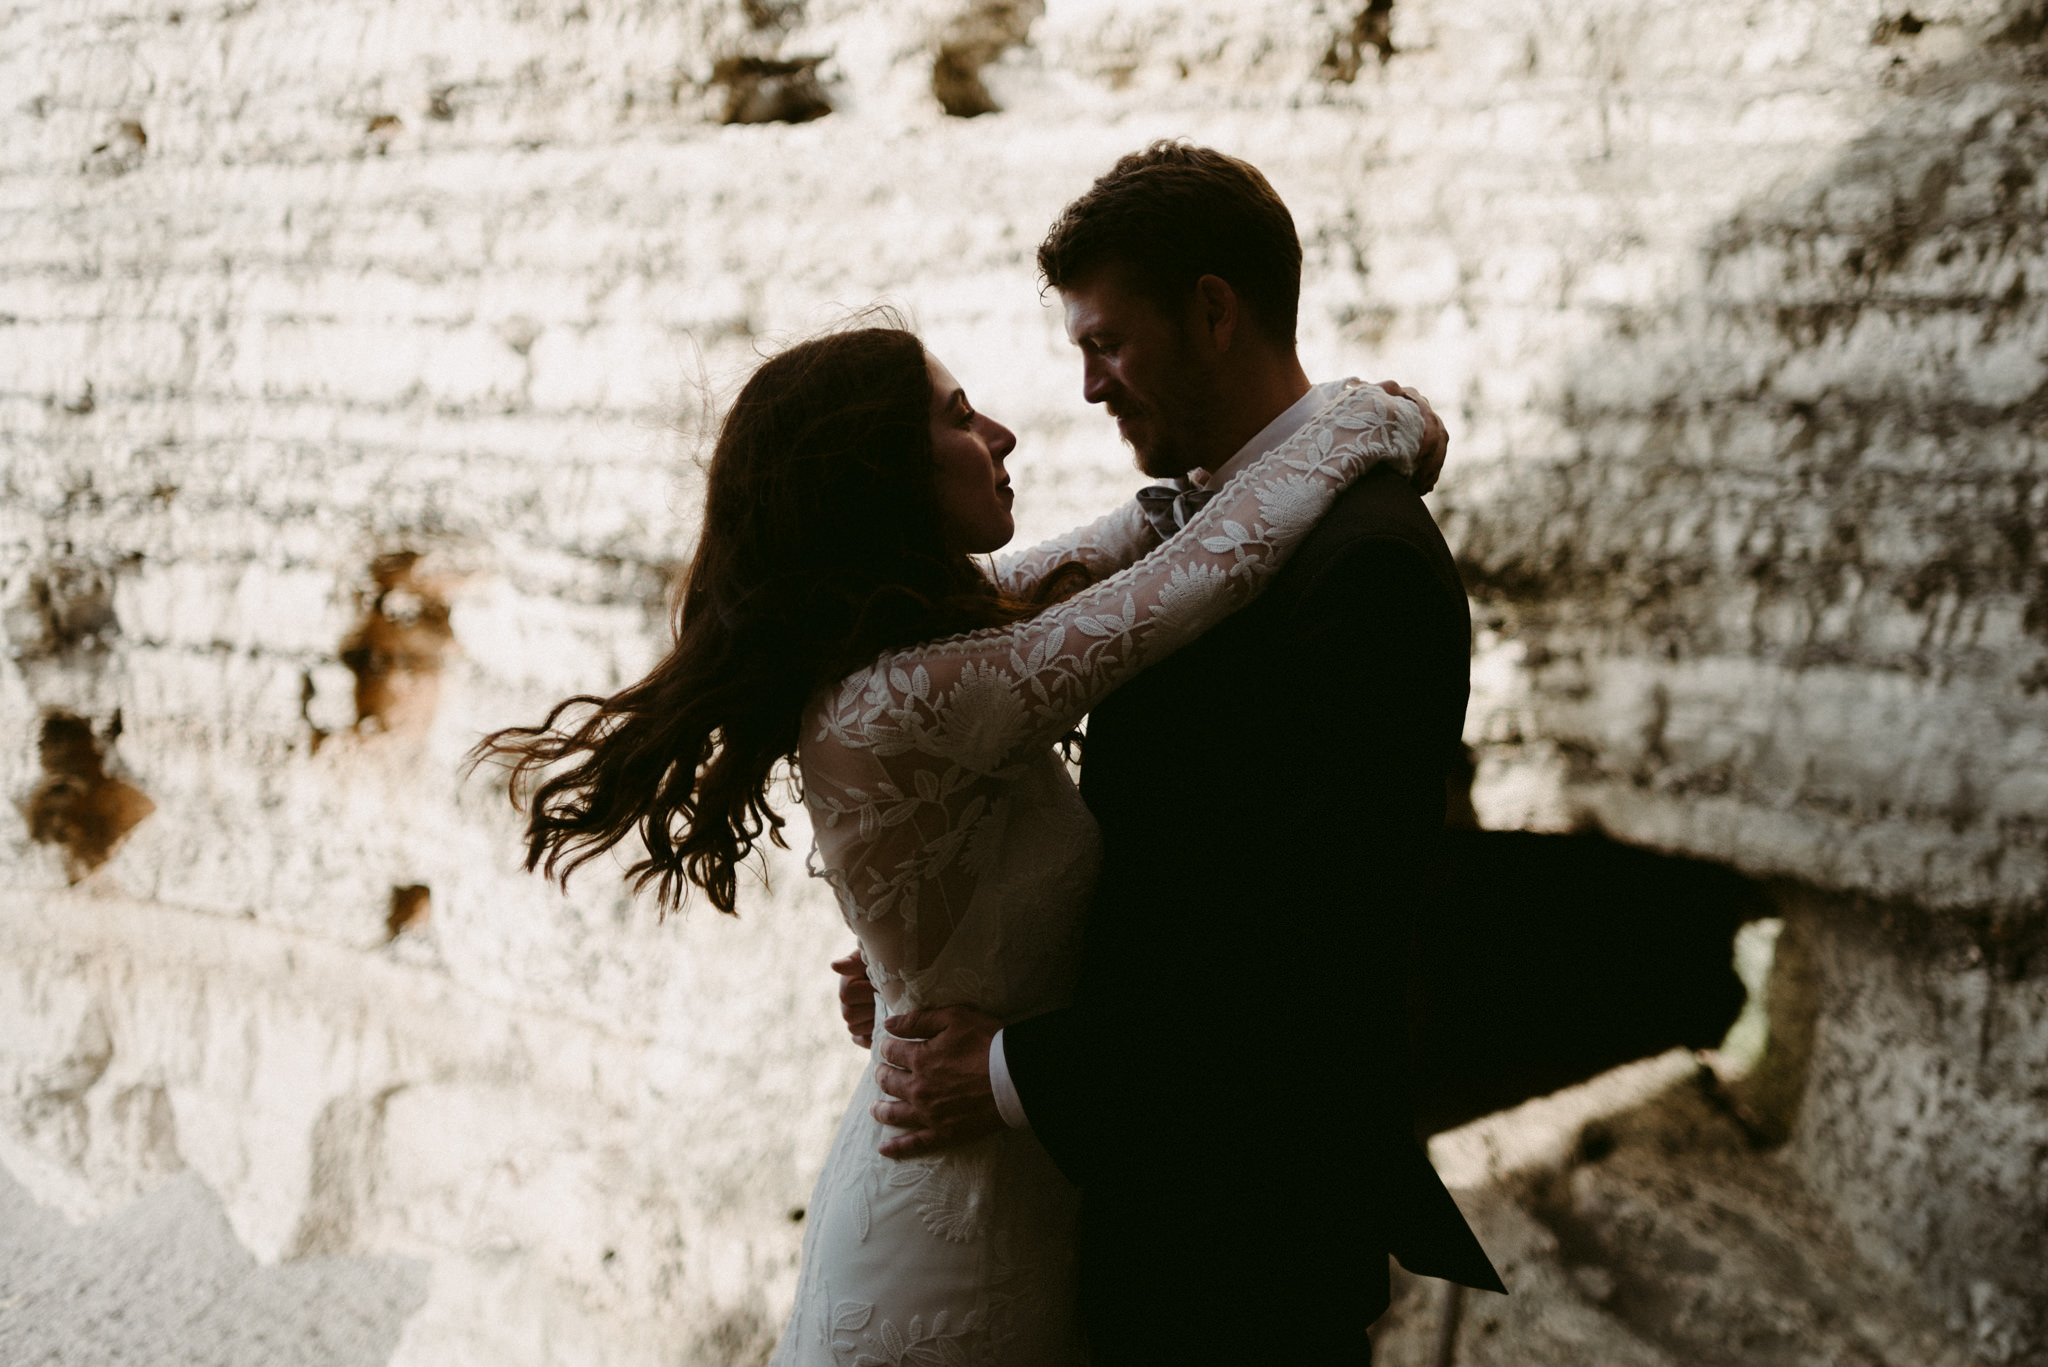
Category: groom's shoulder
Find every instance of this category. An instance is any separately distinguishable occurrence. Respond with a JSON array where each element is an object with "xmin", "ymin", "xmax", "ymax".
[{"xmin": 1290, "ymin": 464, "xmax": 1464, "ymax": 602}]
